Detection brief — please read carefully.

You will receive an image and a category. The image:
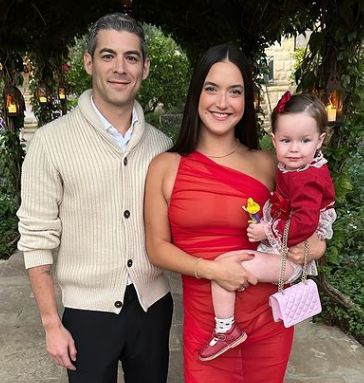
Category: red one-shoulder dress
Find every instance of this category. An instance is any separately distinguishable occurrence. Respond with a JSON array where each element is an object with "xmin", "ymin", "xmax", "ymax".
[{"xmin": 169, "ymin": 152, "xmax": 294, "ymax": 383}]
